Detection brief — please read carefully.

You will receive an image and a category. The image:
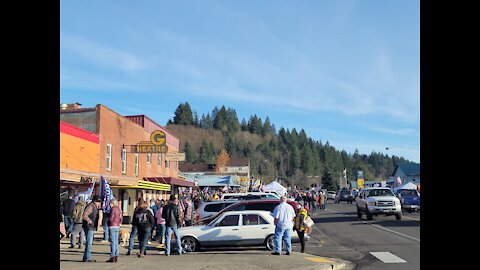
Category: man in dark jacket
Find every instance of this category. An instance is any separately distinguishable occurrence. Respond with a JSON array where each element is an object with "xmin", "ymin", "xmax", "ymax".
[
  {"xmin": 63, "ymin": 195, "xmax": 75, "ymax": 238},
  {"xmin": 82, "ymin": 195, "xmax": 102, "ymax": 262},
  {"xmin": 162, "ymin": 194, "xmax": 184, "ymax": 256},
  {"xmin": 126, "ymin": 197, "xmax": 145, "ymax": 256}
]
